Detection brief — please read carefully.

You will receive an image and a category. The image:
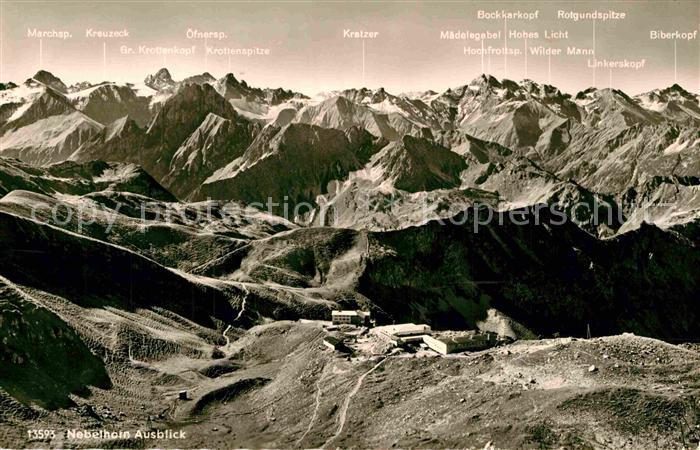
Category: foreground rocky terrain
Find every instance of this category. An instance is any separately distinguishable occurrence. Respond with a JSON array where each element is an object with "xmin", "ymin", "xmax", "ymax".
[
  {"xmin": 1, "ymin": 316, "xmax": 698, "ymax": 449},
  {"xmin": 0, "ymin": 69, "xmax": 698, "ymax": 448}
]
